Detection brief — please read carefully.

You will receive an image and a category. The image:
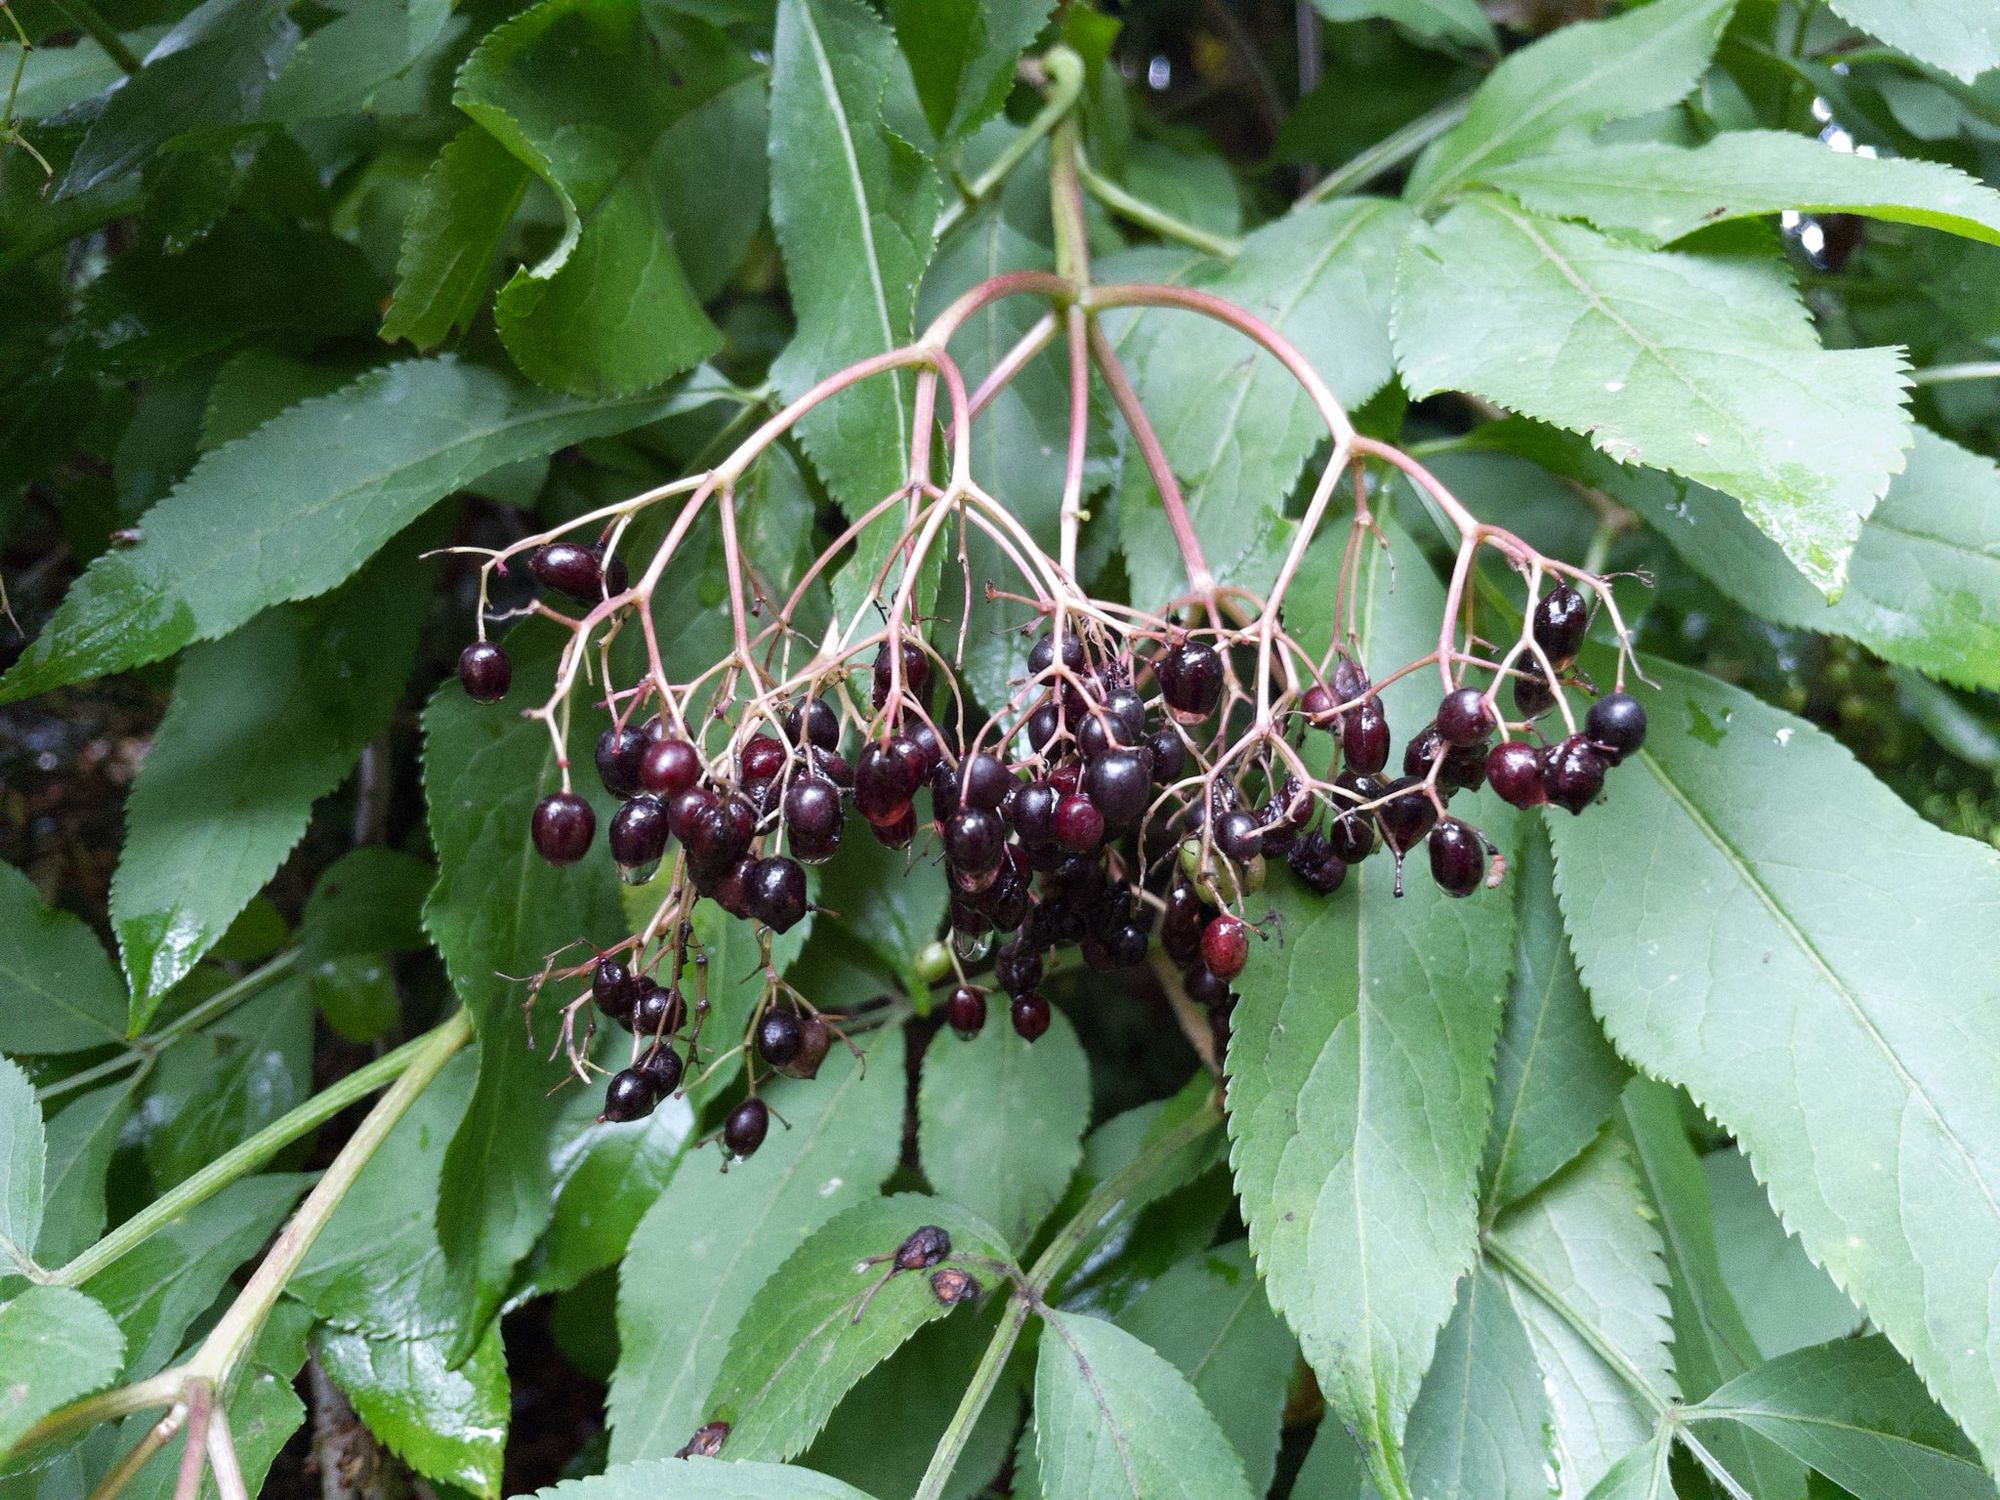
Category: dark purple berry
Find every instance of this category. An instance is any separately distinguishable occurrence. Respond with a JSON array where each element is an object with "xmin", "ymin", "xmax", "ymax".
[
  {"xmin": 1182, "ymin": 964, "xmax": 1232, "ymax": 1009},
  {"xmin": 1147, "ymin": 729, "xmax": 1187, "ymax": 783},
  {"xmin": 1486, "ymin": 742, "xmax": 1547, "ymax": 807},
  {"xmin": 641, "ymin": 1044, "xmax": 683, "ymax": 1095},
  {"xmin": 1029, "ymin": 628, "xmax": 1086, "ymax": 678},
  {"xmin": 1542, "ymin": 735, "xmax": 1607, "ymax": 815},
  {"xmin": 666, "ymin": 784, "xmax": 715, "ymax": 842},
  {"xmin": 1083, "ymin": 750, "xmax": 1149, "ymax": 830},
  {"xmin": 857, "ymin": 738, "xmax": 922, "ymax": 823},
  {"xmin": 723, "ymin": 1097, "xmax": 769, "ymax": 1159},
  {"xmin": 1106, "ymin": 687, "xmax": 1149, "ymax": 745},
  {"xmin": 783, "ymin": 777, "xmax": 843, "ymax": 863},
  {"xmin": 1404, "ymin": 723, "xmax": 1446, "ymax": 779},
  {"xmin": 994, "ymin": 942, "xmax": 1043, "ymax": 997},
  {"xmin": 755, "ymin": 1008, "xmax": 803, "ymax": 1066},
  {"xmin": 630, "ymin": 981, "xmax": 683, "ymax": 1037},
  {"xmin": 609, "ymin": 795, "xmax": 670, "ymax": 870},
  {"xmin": 1159, "ymin": 639, "xmax": 1223, "ymax": 718},
  {"xmin": 945, "ymin": 808, "xmax": 1006, "ymax": 876},
  {"xmin": 740, "ymin": 734, "xmax": 786, "ymax": 782},
  {"xmin": 872, "ymin": 639, "xmax": 932, "ymax": 708},
  {"xmin": 1534, "ymin": 585, "xmax": 1590, "ymax": 664},
  {"xmin": 593, "ymin": 958, "xmax": 635, "ymax": 1020},
  {"xmin": 531, "ymin": 792, "xmax": 595, "ymax": 865},
  {"xmin": 1302, "ymin": 683, "xmax": 1337, "ymax": 726},
  {"xmin": 596, "ymin": 725, "xmax": 648, "ymax": 798},
  {"xmin": 458, "ymin": 642, "xmax": 511, "ymax": 702},
  {"xmin": 746, "ymin": 856, "xmax": 809, "ymax": 933},
  {"xmin": 784, "ymin": 696, "xmax": 838, "ymax": 752},
  {"xmin": 1514, "ymin": 671, "xmax": 1555, "ymax": 719},
  {"xmin": 601, "ymin": 1068, "xmax": 656, "ymax": 1123},
  {"xmin": 1288, "ymin": 832, "xmax": 1347, "ymax": 896},
  {"xmin": 1054, "ymin": 793, "xmax": 1105, "ymax": 852},
  {"xmin": 781, "ymin": 1015, "xmax": 831, "ymax": 1079},
  {"xmin": 872, "ymin": 805, "xmax": 917, "ymax": 849},
  {"xmin": 1585, "ymin": 692, "xmax": 1647, "ymax": 763},
  {"xmin": 1214, "ymin": 808, "xmax": 1263, "ymax": 862},
  {"xmin": 640, "ymin": 737, "xmax": 702, "ymax": 796},
  {"xmin": 1343, "ymin": 696, "xmax": 1390, "ymax": 774},
  {"xmin": 529, "ymin": 542, "xmax": 602, "ymax": 604},
  {"xmin": 1436, "ymin": 688, "xmax": 1496, "ymax": 747},
  {"xmin": 1006, "ymin": 780, "xmax": 1058, "ymax": 847},
  {"xmin": 895, "ymin": 1224, "xmax": 952, "ymax": 1271},
  {"xmin": 960, "ymin": 752, "xmax": 1012, "ymax": 812},
  {"xmin": 1377, "ymin": 777, "xmax": 1438, "ymax": 854},
  {"xmin": 945, "ymin": 985, "xmax": 988, "ymax": 1037},
  {"xmin": 1010, "ymin": 992, "xmax": 1052, "ymax": 1041},
  {"xmin": 1428, "ymin": 818, "xmax": 1485, "ymax": 898}
]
